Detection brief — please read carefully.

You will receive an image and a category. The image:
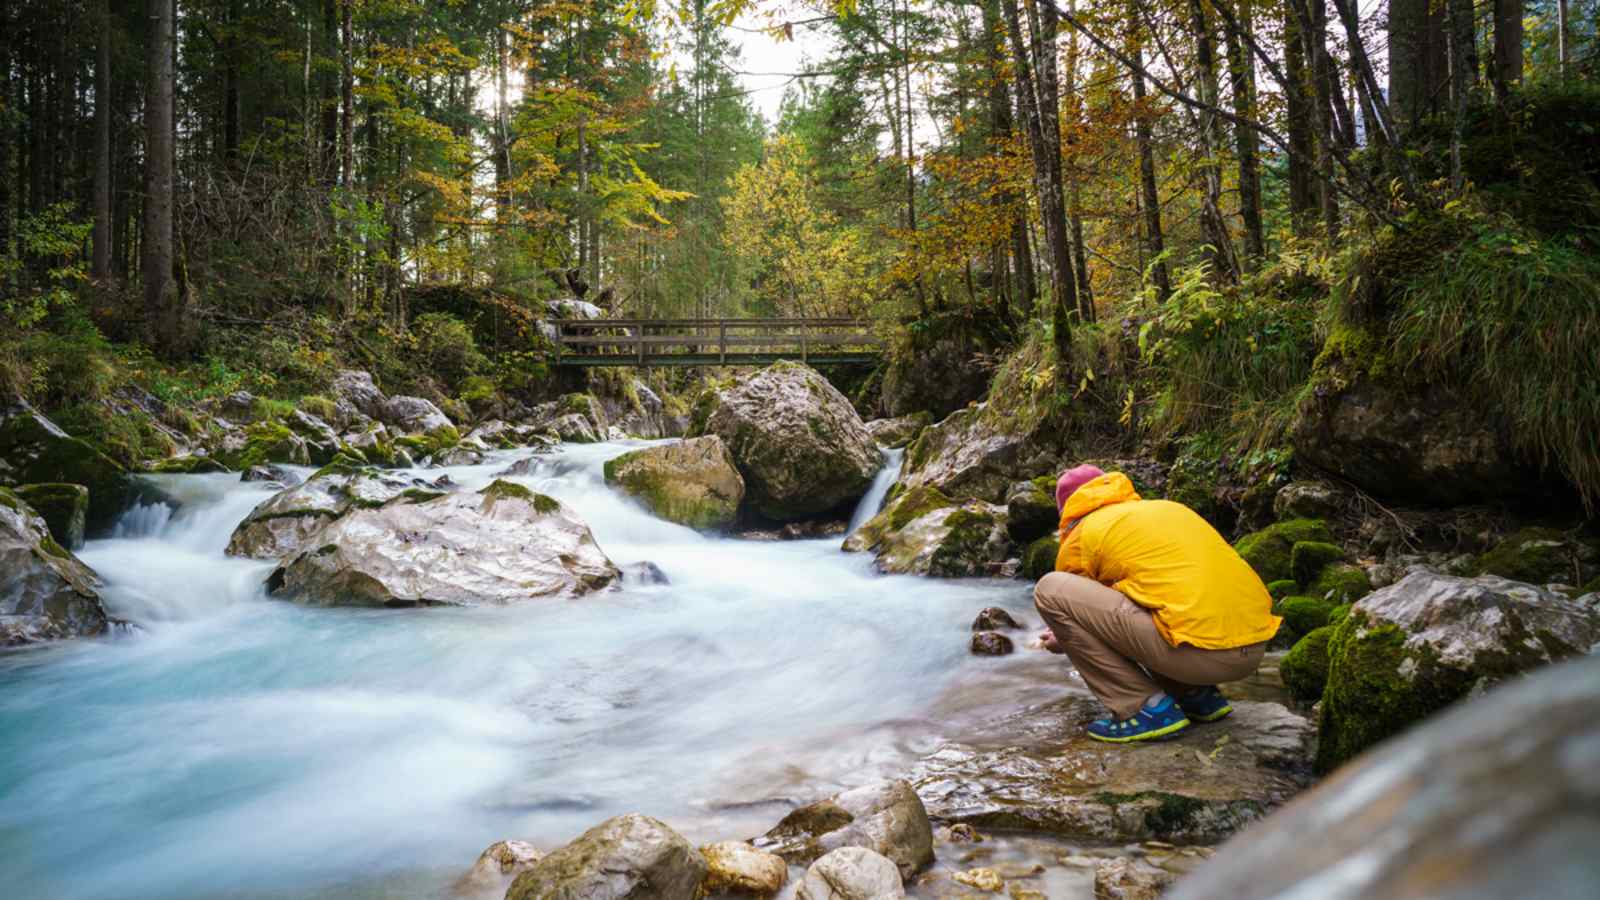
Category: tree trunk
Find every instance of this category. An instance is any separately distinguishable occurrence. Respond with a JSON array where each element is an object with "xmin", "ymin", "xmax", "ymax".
[
  {"xmin": 0, "ymin": 15, "xmax": 11, "ymax": 277},
  {"xmin": 1557, "ymin": 0, "xmax": 1569, "ymax": 78},
  {"xmin": 1221, "ymin": 0, "xmax": 1263, "ymax": 265},
  {"xmin": 1492, "ymin": 0, "xmax": 1522, "ymax": 104},
  {"xmin": 340, "ymin": 0, "xmax": 354, "ymax": 187},
  {"xmin": 1063, "ymin": 0, "xmax": 1093, "ymax": 318},
  {"xmin": 223, "ymin": 0, "xmax": 239, "ymax": 163},
  {"xmin": 1188, "ymin": 0, "xmax": 1239, "ymax": 280},
  {"xmin": 1446, "ymin": 0, "xmax": 1472, "ymax": 187},
  {"xmin": 1129, "ymin": 38, "xmax": 1170, "ymax": 302},
  {"xmin": 93, "ymin": 0, "xmax": 113, "ymax": 281},
  {"xmin": 320, "ymin": 0, "xmax": 337, "ymax": 184},
  {"xmin": 1295, "ymin": 0, "xmax": 1339, "ymax": 237},
  {"xmin": 143, "ymin": 0, "xmax": 180, "ymax": 356},
  {"xmin": 1283, "ymin": 3, "xmax": 1316, "ymax": 232},
  {"xmin": 493, "ymin": 26, "xmax": 510, "ymax": 220}
]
